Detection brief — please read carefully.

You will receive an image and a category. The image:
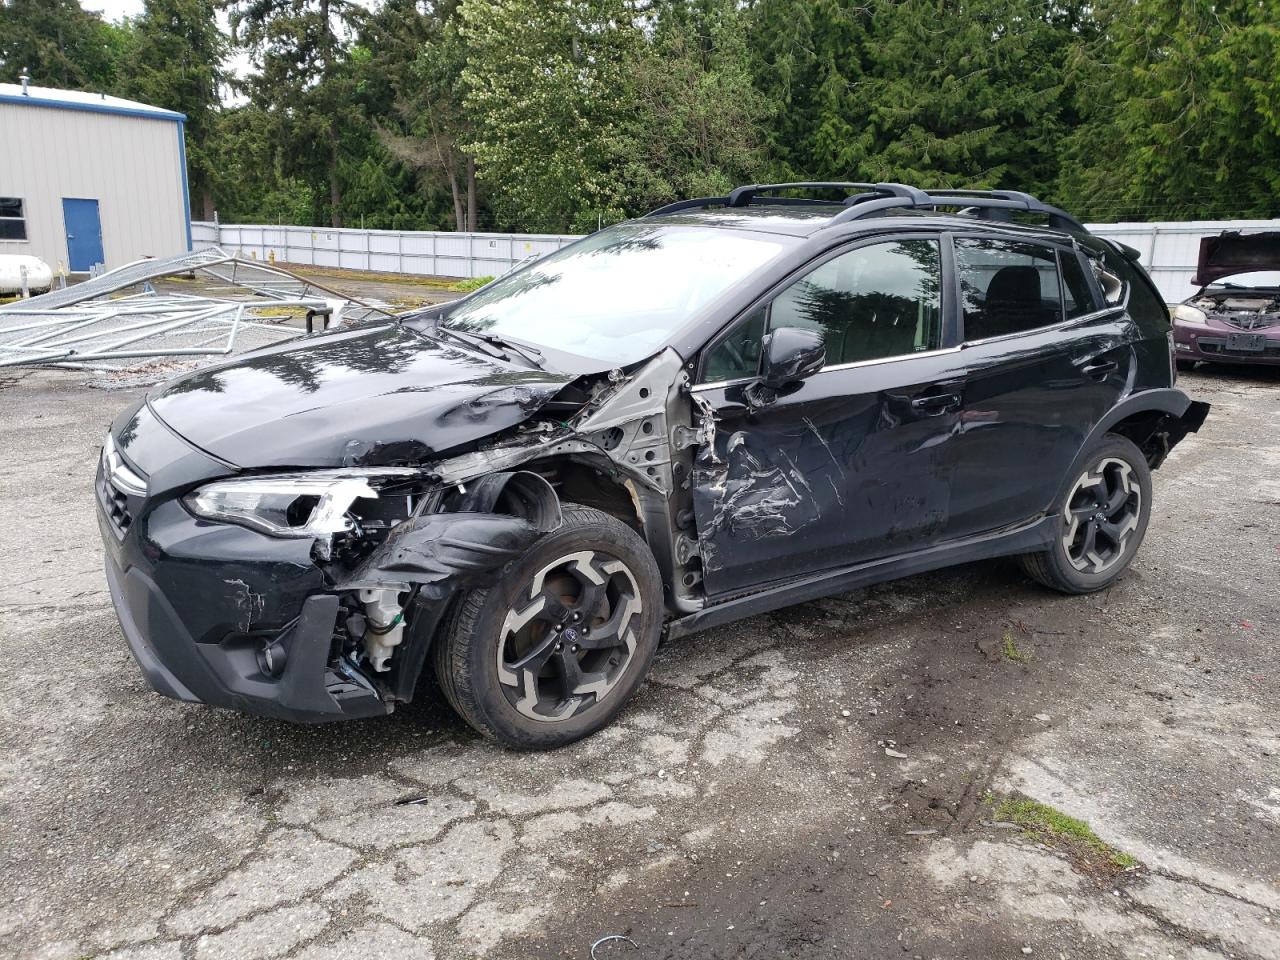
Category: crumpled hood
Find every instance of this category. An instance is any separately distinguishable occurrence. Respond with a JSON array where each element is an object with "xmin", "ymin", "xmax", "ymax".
[
  {"xmin": 1193, "ymin": 231, "xmax": 1280, "ymax": 286},
  {"xmin": 147, "ymin": 321, "xmax": 576, "ymax": 468}
]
